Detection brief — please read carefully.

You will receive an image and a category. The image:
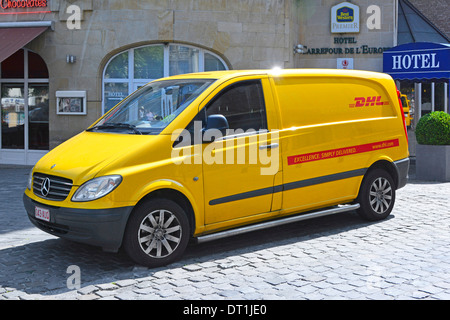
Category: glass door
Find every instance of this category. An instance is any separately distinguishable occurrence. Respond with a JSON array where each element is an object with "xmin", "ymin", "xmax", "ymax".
[
  {"xmin": 0, "ymin": 49, "xmax": 49, "ymax": 165},
  {"xmin": 28, "ymin": 84, "xmax": 49, "ymax": 150},
  {"xmin": 1, "ymin": 84, "xmax": 25, "ymax": 149}
]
